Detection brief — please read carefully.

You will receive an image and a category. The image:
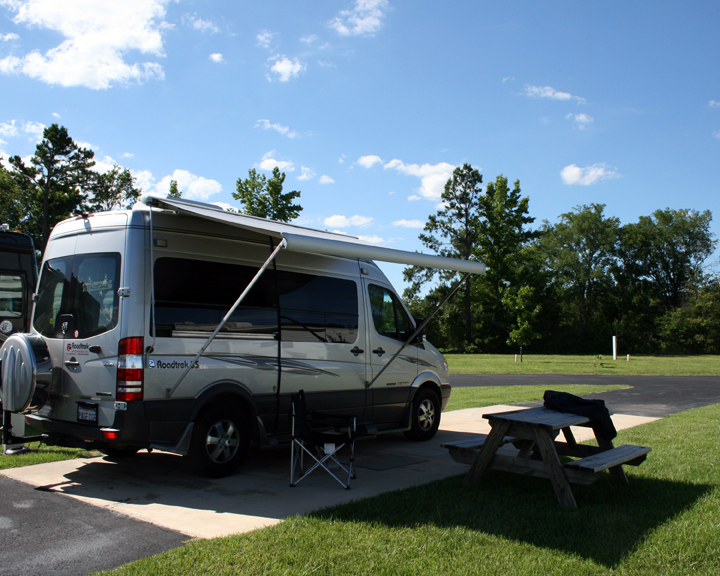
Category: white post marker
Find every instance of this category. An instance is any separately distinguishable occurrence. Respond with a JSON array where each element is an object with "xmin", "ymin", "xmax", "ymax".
[{"xmin": 613, "ymin": 336, "xmax": 617, "ymax": 360}]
